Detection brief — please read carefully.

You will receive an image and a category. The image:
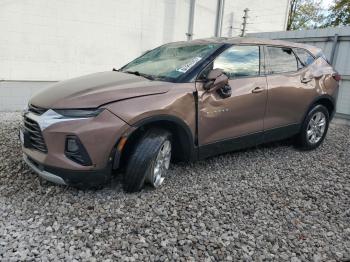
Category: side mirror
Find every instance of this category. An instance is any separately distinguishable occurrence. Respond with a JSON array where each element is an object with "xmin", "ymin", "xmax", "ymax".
[
  {"xmin": 203, "ymin": 68, "xmax": 229, "ymax": 92},
  {"xmin": 207, "ymin": 68, "xmax": 224, "ymax": 81}
]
